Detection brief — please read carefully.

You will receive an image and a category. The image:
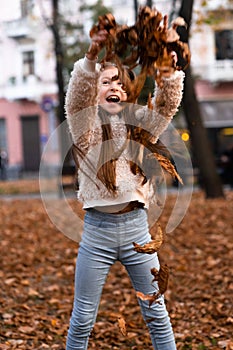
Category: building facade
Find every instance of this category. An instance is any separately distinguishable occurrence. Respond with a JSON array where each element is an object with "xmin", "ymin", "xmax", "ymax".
[
  {"xmin": 0, "ymin": 0, "xmax": 232, "ymax": 179},
  {"xmin": 190, "ymin": 0, "xmax": 233, "ymax": 160},
  {"xmin": 0, "ymin": 0, "xmax": 59, "ymax": 177}
]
